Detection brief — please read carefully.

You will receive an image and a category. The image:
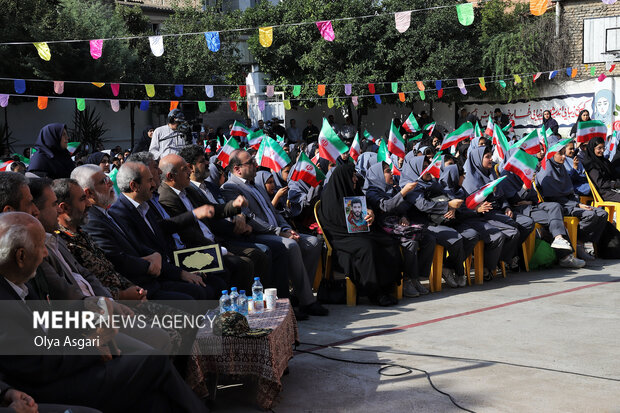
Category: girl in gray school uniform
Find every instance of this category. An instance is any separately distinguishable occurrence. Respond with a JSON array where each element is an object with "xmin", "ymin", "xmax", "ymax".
[{"xmin": 400, "ymin": 155, "xmax": 479, "ymax": 288}]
